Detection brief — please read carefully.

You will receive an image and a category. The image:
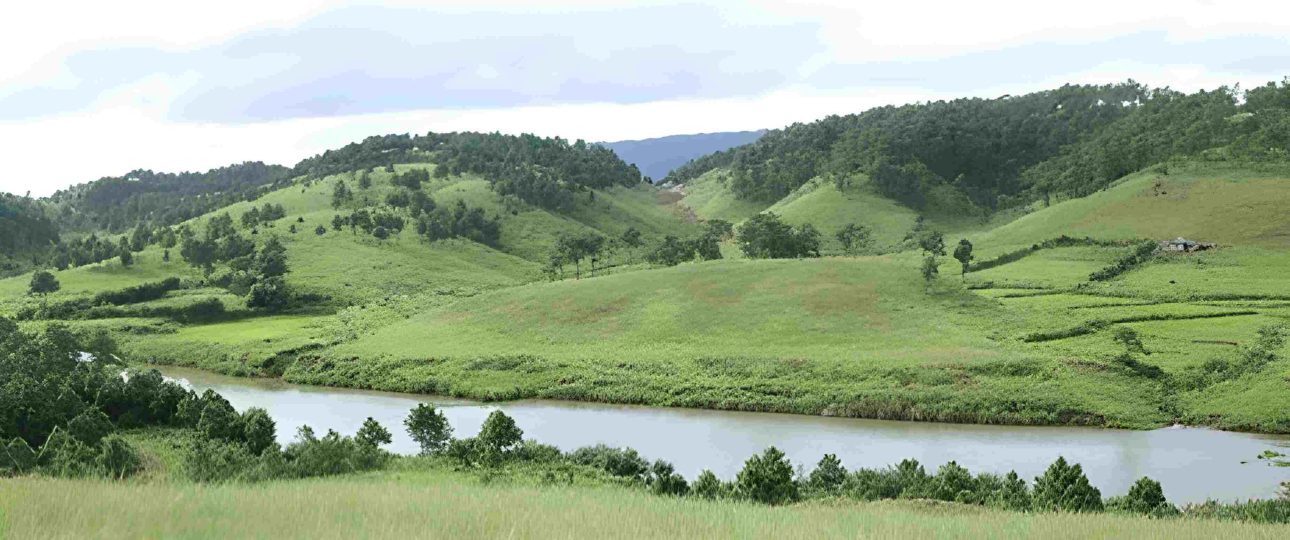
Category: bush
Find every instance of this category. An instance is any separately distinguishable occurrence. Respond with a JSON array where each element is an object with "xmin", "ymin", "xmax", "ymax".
[
  {"xmin": 692, "ymin": 469, "xmax": 726, "ymax": 499},
  {"xmin": 1033, "ymin": 456, "xmax": 1103, "ymax": 512},
  {"xmin": 241, "ymin": 408, "xmax": 277, "ymax": 455},
  {"xmin": 735, "ymin": 446, "xmax": 798, "ymax": 505},
  {"xmin": 568, "ymin": 445, "xmax": 650, "ymax": 480},
  {"xmin": 808, "ymin": 453, "xmax": 847, "ymax": 495},
  {"xmin": 477, "ymin": 410, "xmax": 523, "ymax": 458},
  {"xmin": 95, "ymin": 435, "xmax": 142, "ymax": 479},
  {"xmin": 1108, "ymin": 477, "xmax": 1178, "ymax": 516},
  {"xmin": 649, "ymin": 460, "xmax": 689, "ymax": 496}
]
